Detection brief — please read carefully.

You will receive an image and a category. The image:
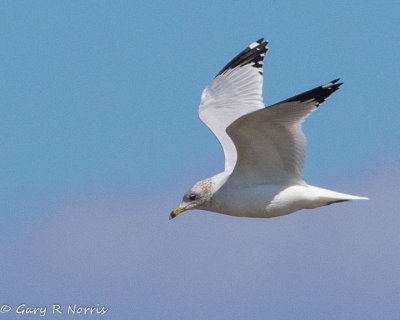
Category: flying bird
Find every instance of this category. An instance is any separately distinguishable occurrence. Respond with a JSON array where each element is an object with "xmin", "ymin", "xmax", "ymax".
[{"xmin": 170, "ymin": 39, "xmax": 368, "ymax": 220}]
